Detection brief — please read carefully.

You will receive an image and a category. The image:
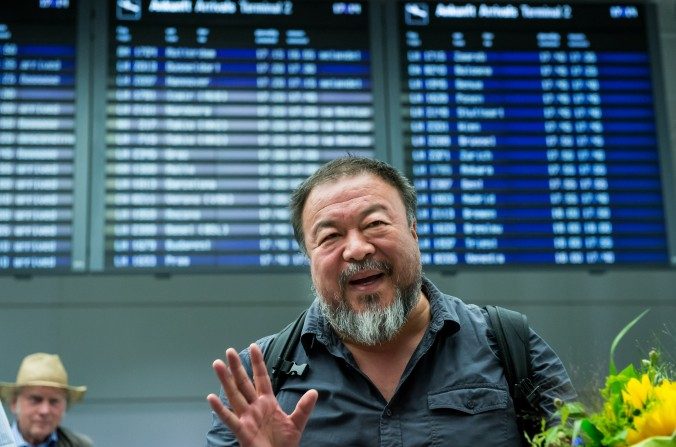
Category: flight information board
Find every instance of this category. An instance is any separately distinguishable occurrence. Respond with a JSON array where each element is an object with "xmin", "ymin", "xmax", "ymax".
[
  {"xmin": 98, "ymin": 0, "xmax": 378, "ymax": 270},
  {"xmin": 397, "ymin": 1, "xmax": 672, "ymax": 266},
  {"xmin": 0, "ymin": 0, "xmax": 85, "ymax": 273},
  {"xmin": 1, "ymin": 0, "xmax": 673, "ymax": 275}
]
